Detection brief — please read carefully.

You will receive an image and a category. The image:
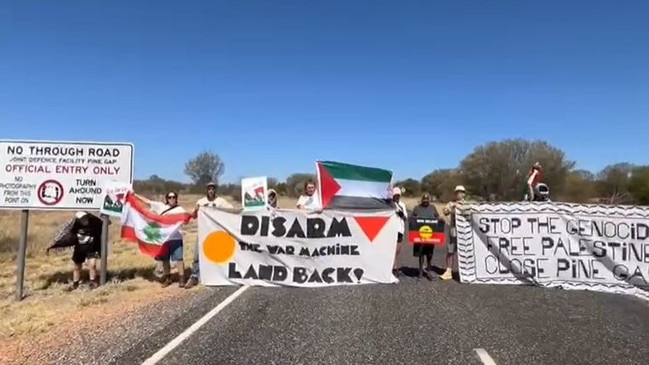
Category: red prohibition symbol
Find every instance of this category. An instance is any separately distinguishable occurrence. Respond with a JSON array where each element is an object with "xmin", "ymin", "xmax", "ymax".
[{"xmin": 37, "ymin": 179, "xmax": 64, "ymax": 206}]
